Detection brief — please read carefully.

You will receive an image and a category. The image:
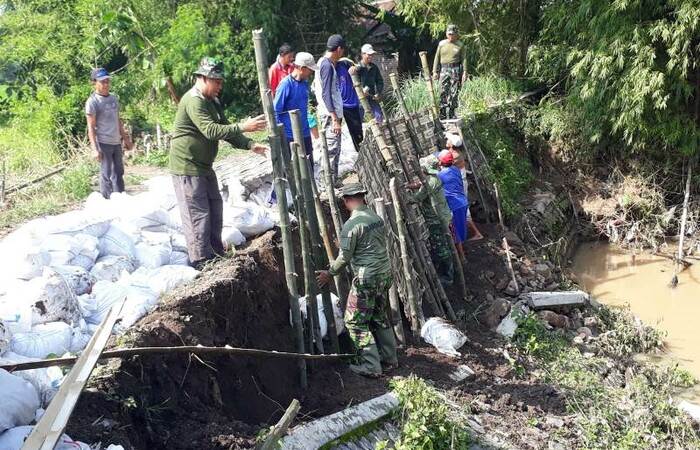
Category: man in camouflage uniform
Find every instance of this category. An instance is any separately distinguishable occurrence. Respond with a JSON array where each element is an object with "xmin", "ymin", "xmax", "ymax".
[
  {"xmin": 409, "ymin": 155, "xmax": 454, "ymax": 288},
  {"xmin": 433, "ymin": 24, "xmax": 467, "ymax": 120},
  {"xmin": 316, "ymin": 183, "xmax": 398, "ymax": 378}
]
